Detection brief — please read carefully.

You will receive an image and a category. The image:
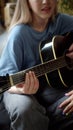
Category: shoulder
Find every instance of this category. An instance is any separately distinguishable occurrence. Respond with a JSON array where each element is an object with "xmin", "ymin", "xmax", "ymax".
[
  {"xmin": 54, "ymin": 13, "xmax": 73, "ymax": 34},
  {"xmin": 59, "ymin": 13, "xmax": 73, "ymax": 21},
  {"xmin": 56, "ymin": 13, "xmax": 73, "ymax": 24},
  {"xmin": 6, "ymin": 24, "xmax": 28, "ymax": 50},
  {"xmin": 8, "ymin": 24, "xmax": 29, "ymax": 39}
]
